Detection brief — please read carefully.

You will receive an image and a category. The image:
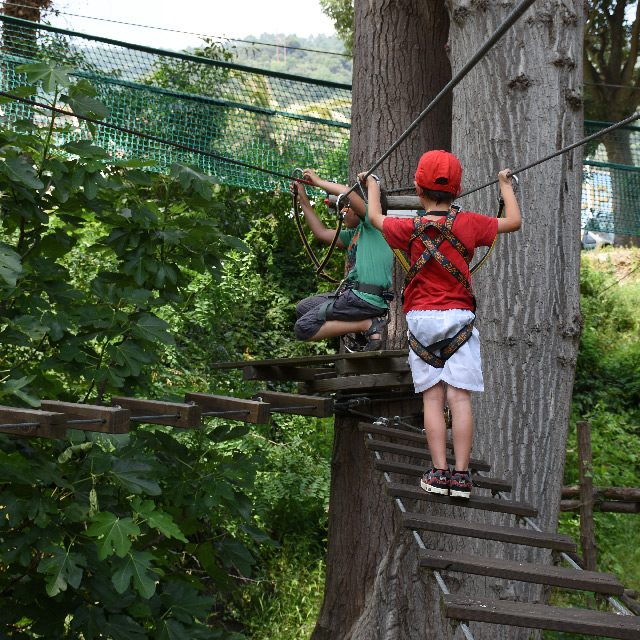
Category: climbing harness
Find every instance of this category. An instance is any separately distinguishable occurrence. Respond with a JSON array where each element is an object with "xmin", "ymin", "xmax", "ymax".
[{"xmin": 404, "ymin": 205, "xmax": 476, "ymax": 368}]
